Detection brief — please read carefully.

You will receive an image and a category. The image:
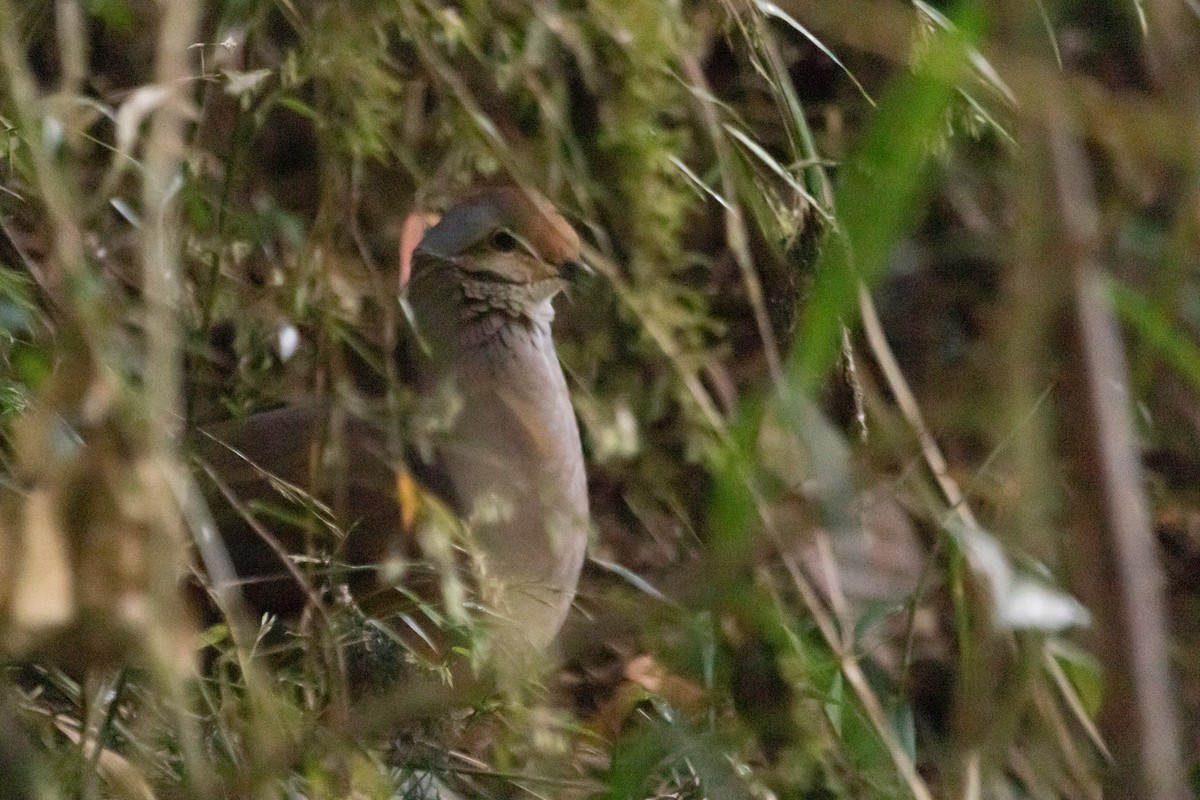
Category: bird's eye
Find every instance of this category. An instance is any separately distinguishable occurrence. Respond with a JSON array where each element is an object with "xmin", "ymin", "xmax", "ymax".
[{"xmin": 490, "ymin": 230, "xmax": 519, "ymax": 252}]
